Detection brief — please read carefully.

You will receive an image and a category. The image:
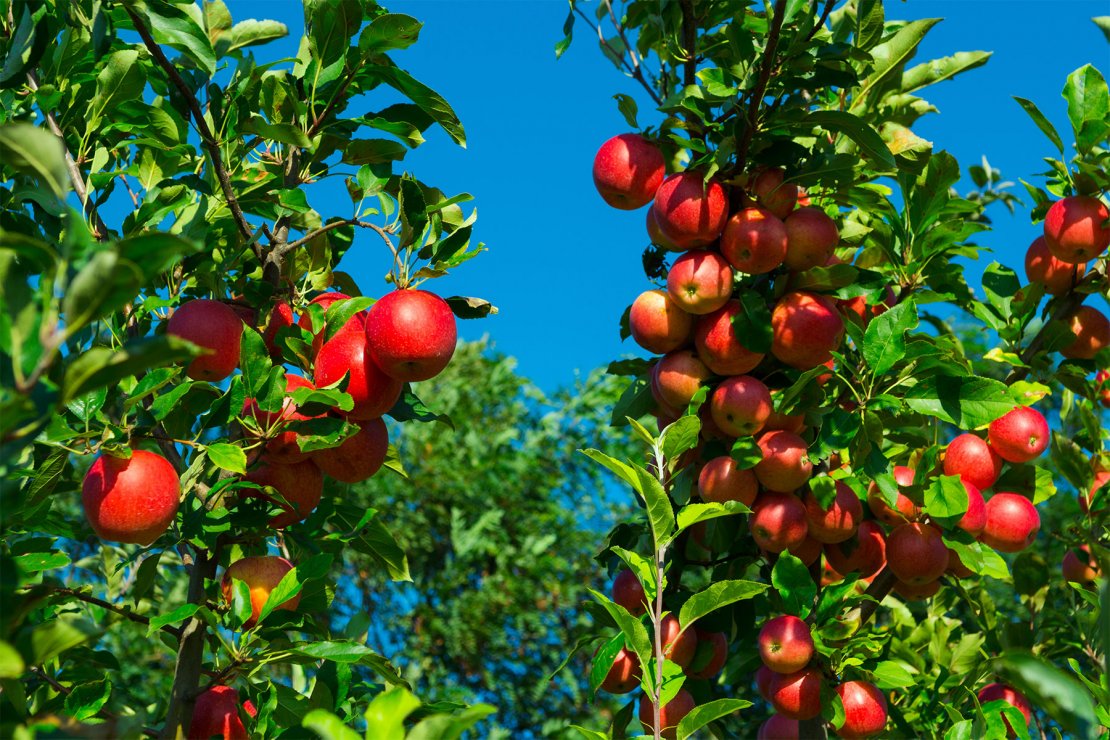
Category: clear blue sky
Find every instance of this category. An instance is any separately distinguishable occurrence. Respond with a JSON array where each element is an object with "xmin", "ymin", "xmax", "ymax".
[{"xmin": 231, "ymin": 1, "xmax": 1109, "ymax": 391}]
